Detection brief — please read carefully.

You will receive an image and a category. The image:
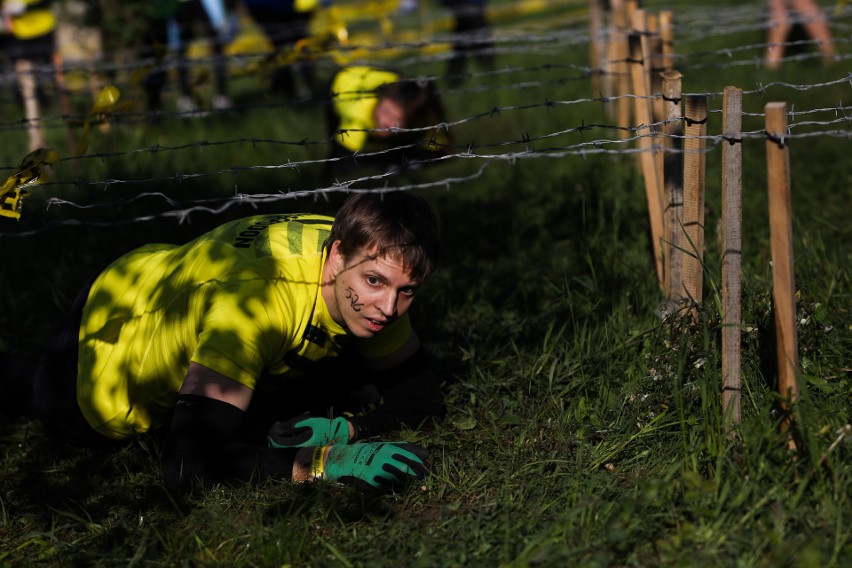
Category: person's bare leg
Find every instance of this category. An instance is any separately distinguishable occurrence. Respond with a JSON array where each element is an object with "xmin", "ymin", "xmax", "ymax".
[
  {"xmin": 765, "ymin": 0, "xmax": 791, "ymax": 69},
  {"xmin": 15, "ymin": 59, "xmax": 47, "ymax": 151},
  {"xmin": 789, "ymin": 0, "xmax": 836, "ymax": 63}
]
